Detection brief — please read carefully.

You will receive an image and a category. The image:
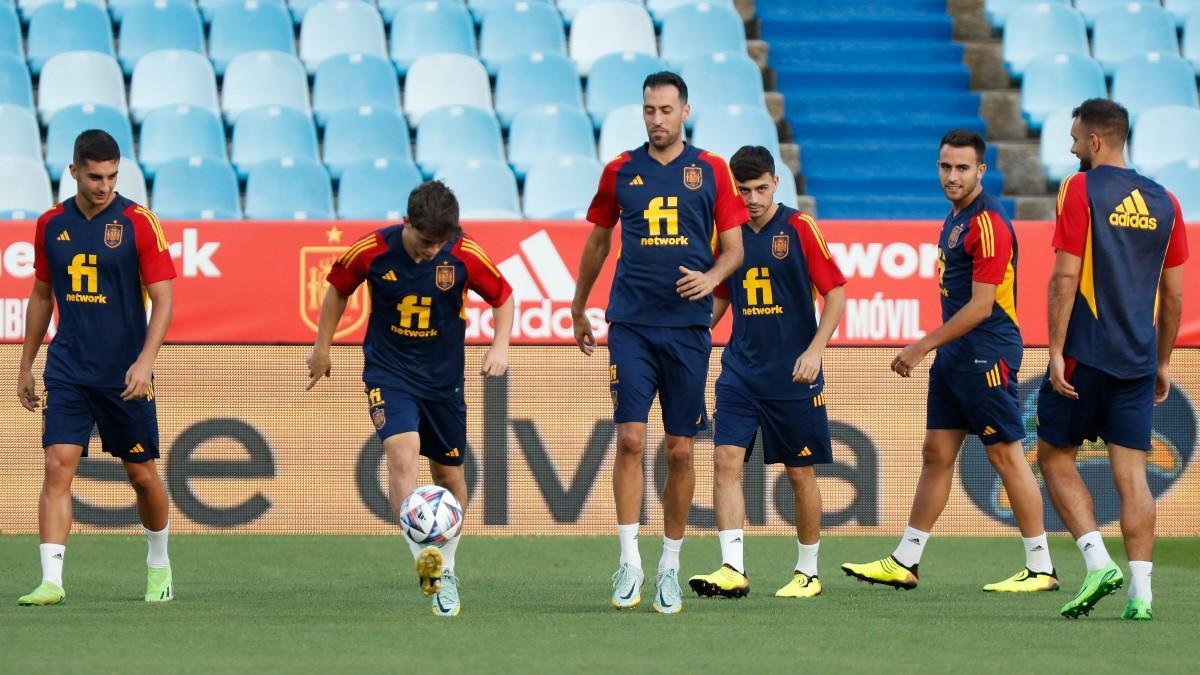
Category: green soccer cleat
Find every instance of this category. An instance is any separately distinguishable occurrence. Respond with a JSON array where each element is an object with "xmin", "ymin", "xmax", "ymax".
[
  {"xmin": 145, "ymin": 566, "xmax": 173, "ymax": 603},
  {"xmin": 415, "ymin": 546, "xmax": 443, "ymax": 597},
  {"xmin": 1061, "ymin": 561, "xmax": 1124, "ymax": 619},
  {"xmin": 1121, "ymin": 597, "xmax": 1153, "ymax": 621},
  {"xmin": 432, "ymin": 571, "xmax": 460, "ymax": 617},
  {"xmin": 17, "ymin": 581, "xmax": 65, "ymax": 606},
  {"xmin": 611, "ymin": 563, "xmax": 644, "ymax": 610},
  {"xmin": 652, "ymin": 568, "xmax": 683, "ymax": 614}
]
